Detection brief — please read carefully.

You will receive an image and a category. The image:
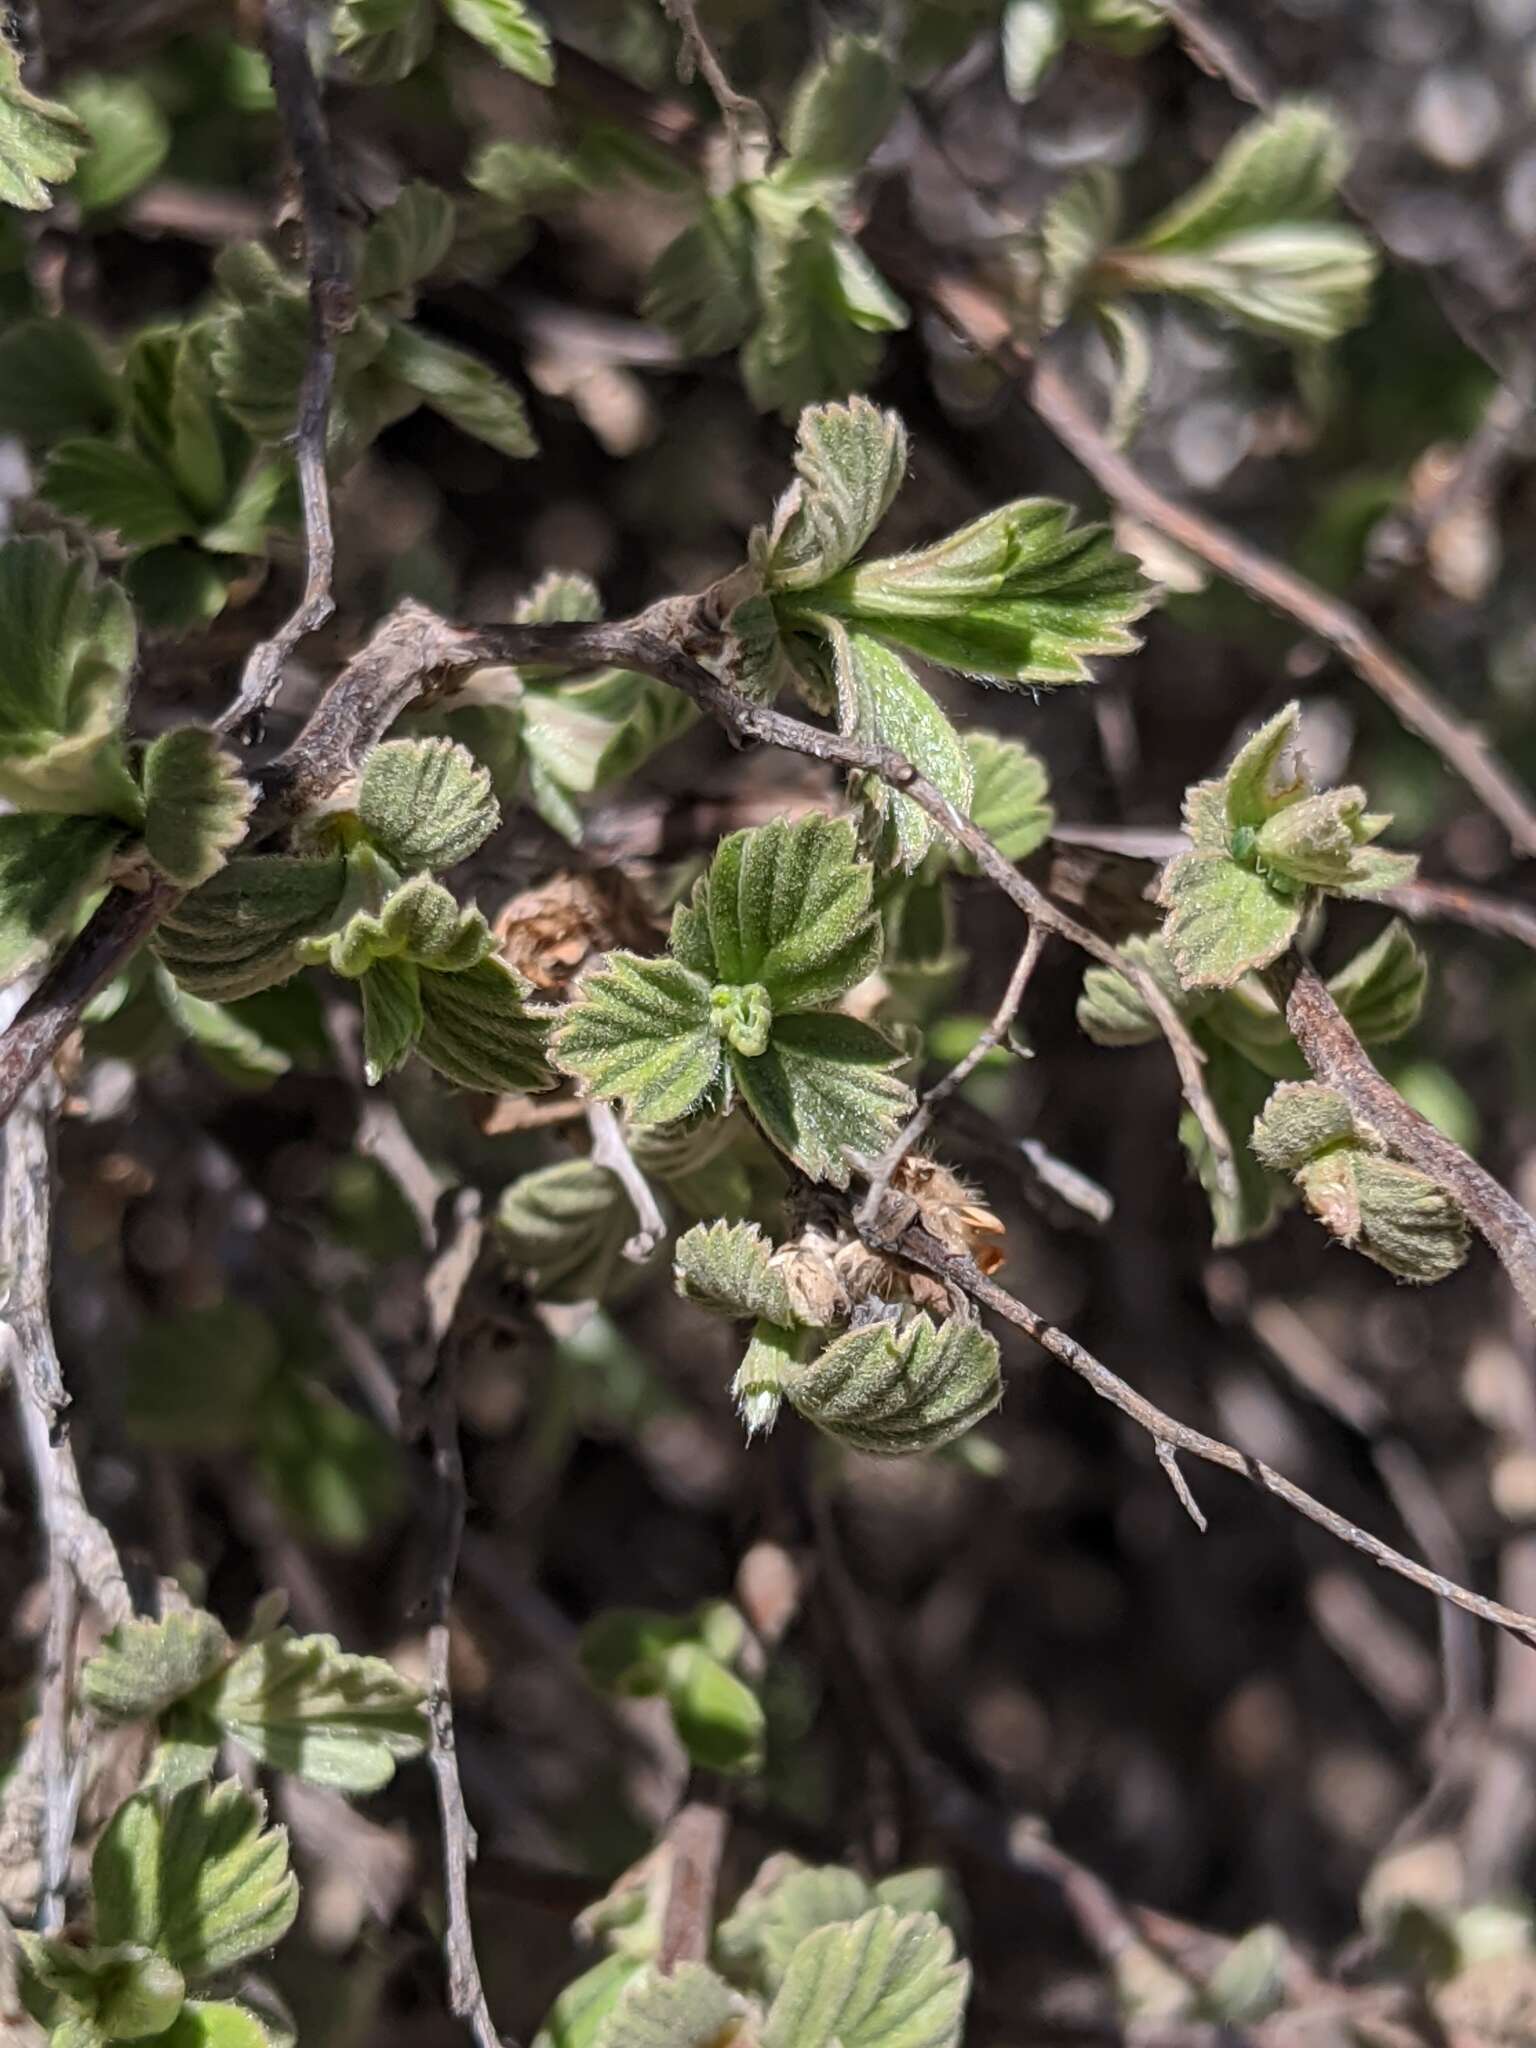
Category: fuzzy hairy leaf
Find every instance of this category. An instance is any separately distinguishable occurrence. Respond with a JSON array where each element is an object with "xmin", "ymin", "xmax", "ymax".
[
  {"xmin": 783, "ymin": 35, "xmax": 900, "ymax": 183},
  {"xmin": 717, "ymin": 1863, "xmax": 873, "ymax": 1994},
  {"xmin": 0, "ymin": 317, "xmax": 121, "ymax": 443},
  {"xmin": 1180, "ymin": 1035, "xmax": 1290, "ymax": 1247},
  {"xmin": 154, "ymin": 855, "xmax": 347, "ymax": 1000},
  {"xmin": 42, "ymin": 437, "xmax": 199, "ymax": 548},
  {"xmin": 156, "ymin": 2003, "xmax": 285, "ymax": 2048},
  {"xmin": 141, "ymin": 728, "xmax": 255, "ymax": 889},
  {"xmin": 822, "ymin": 622, "xmax": 972, "ymax": 872},
  {"xmin": 533, "ymin": 1953, "xmax": 643, "ymax": 2048},
  {"xmin": 674, "ymin": 1219, "xmax": 794, "ymax": 1325},
  {"xmin": 468, "ymin": 139, "xmax": 592, "ymax": 211},
  {"xmin": 19, "ymin": 1935, "xmax": 186, "ymax": 2041},
  {"xmin": 122, "ymin": 325, "xmax": 231, "ymax": 524},
  {"xmin": 361, "ymin": 957, "xmax": 423, "ymax": 1083},
  {"xmin": 732, "ymin": 1012, "xmax": 910, "ymax": 1187},
  {"xmin": 83, "ymin": 1611, "xmax": 233, "ymax": 1725},
  {"xmin": 0, "ymin": 39, "xmax": 86, "ymax": 209},
  {"xmin": 756, "ymin": 397, "xmax": 908, "ymax": 594},
  {"xmin": 497, "ymin": 1158, "xmax": 643, "ymax": 1303},
  {"xmin": 786, "ymin": 1314, "xmax": 1001, "ymax": 1455},
  {"xmin": 0, "ymin": 812, "xmax": 123, "ymax": 985},
  {"xmin": 1076, "ymin": 932, "xmax": 1199, "ymax": 1047},
  {"xmin": 1327, "ymin": 920, "xmax": 1427, "ymax": 1045},
  {"xmin": 334, "ymin": 0, "xmax": 435, "ymax": 83},
  {"xmin": 670, "ymin": 816, "xmax": 884, "ymax": 1013},
  {"xmin": 521, "ymin": 666, "xmax": 697, "ymax": 823},
  {"xmin": 298, "ymin": 866, "xmax": 495, "ymax": 977},
  {"xmin": 1039, "ymin": 167, "xmax": 1120, "ymax": 331},
  {"xmin": 1295, "ymin": 1149, "xmax": 1470, "ymax": 1285},
  {"xmin": 593, "ymin": 1962, "xmax": 746, "ymax": 2048},
  {"xmin": 190, "ymin": 1629, "xmax": 427, "ymax": 1792},
  {"xmin": 743, "ymin": 190, "xmax": 907, "ymax": 420},
  {"xmin": 92, "ymin": 1780, "xmax": 298, "ymax": 1983},
  {"xmin": 1249, "ymin": 1081, "xmax": 1360, "ymax": 1174},
  {"xmin": 790, "ymin": 498, "xmax": 1153, "ymax": 685},
  {"xmin": 1157, "ymin": 849, "xmax": 1303, "ymax": 989},
  {"xmin": 552, "ymin": 954, "xmax": 722, "ymax": 1123},
  {"xmin": 358, "ymin": 182, "xmax": 456, "ymax": 305},
  {"xmin": 415, "ymin": 955, "xmax": 554, "ymax": 1093},
  {"xmin": 358, "ymin": 736, "xmax": 499, "ymax": 872},
  {"xmin": 643, "ymin": 193, "xmax": 758, "ymax": 357},
  {"xmin": 379, "ymin": 322, "xmax": 537, "ymax": 459},
  {"xmin": 0, "ymin": 536, "xmax": 140, "ymax": 819},
  {"xmin": 1252, "ymin": 786, "xmax": 1416, "ymax": 894},
  {"xmin": 764, "ymin": 1907, "xmax": 969, "ymax": 2048},
  {"xmin": 959, "ymin": 733, "xmax": 1054, "ymax": 865},
  {"xmin": 64, "ymin": 72, "xmax": 170, "ymax": 212},
  {"xmin": 1137, "ymin": 102, "xmax": 1352, "ymax": 255},
  {"xmin": 441, "ymin": 0, "xmax": 554, "ymax": 84}
]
